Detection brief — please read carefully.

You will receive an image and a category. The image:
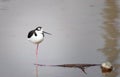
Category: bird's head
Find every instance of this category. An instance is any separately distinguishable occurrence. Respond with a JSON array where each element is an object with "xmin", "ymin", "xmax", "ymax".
[
  {"xmin": 35, "ymin": 26, "xmax": 43, "ymax": 32},
  {"xmin": 35, "ymin": 26, "xmax": 52, "ymax": 35}
]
